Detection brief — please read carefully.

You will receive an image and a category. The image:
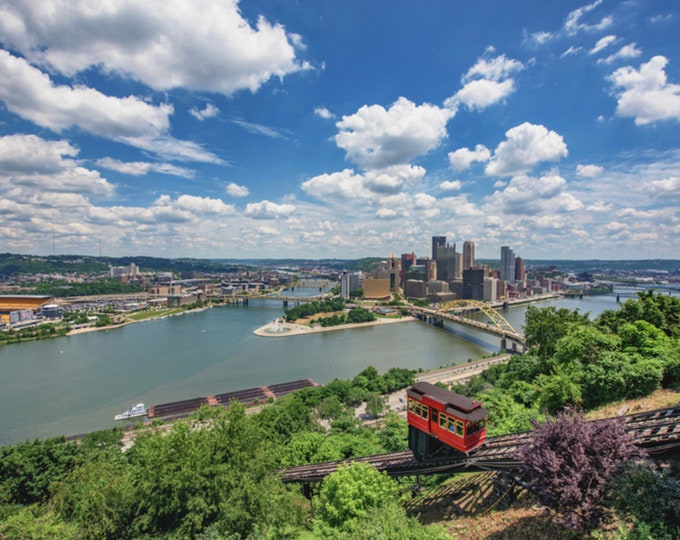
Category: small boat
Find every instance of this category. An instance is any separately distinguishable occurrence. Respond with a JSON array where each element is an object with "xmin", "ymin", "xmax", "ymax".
[{"xmin": 114, "ymin": 403, "xmax": 147, "ymax": 421}]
